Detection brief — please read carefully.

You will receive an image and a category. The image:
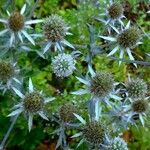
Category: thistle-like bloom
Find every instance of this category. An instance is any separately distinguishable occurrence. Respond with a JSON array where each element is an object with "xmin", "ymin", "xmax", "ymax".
[
  {"xmin": 126, "ymin": 78, "xmax": 147, "ymax": 100},
  {"xmin": 71, "ymin": 114, "xmax": 108, "ymax": 148},
  {"xmin": 126, "ymin": 98, "xmax": 150, "ymax": 126},
  {"xmin": 0, "ymin": 4, "xmax": 43, "ymax": 46},
  {"xmin": 8, "ymin": 78, "xmax": 55, "ymax": 131},
  {"xmin": 109, "ymin": 137, "xmax": 128, "ymax": 150},
  {"xmin": 72, "ymin": 65, "xmax": 121, "ymax": 106},
  {"xmin": 59, "ymin": 104, "xmax": 77, "ymax": 123},
  {"xmin": 96, "ymin": 1, "xmax": 124, "ymax": 29},
  {"xmin": 52, "ymin": 53, "xmax": 76, "ymax": 78},
  {"xmin": 99, "ymin": 21, "xmax": 142, "ymax": 66},
  {"xmin": 42, "ymin": 14, "xmax": 74, "ymax": 54},
  {"xmin": 47, "ymin": 104, "xmax": 77, "ymax": 149},
  {"xmin": 0, "ymin": 60, "xmax": 21, "ymax": 93},
  {"xmin": 82, "ymin": 121, "xmax": 105, "ymax": 146}
]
